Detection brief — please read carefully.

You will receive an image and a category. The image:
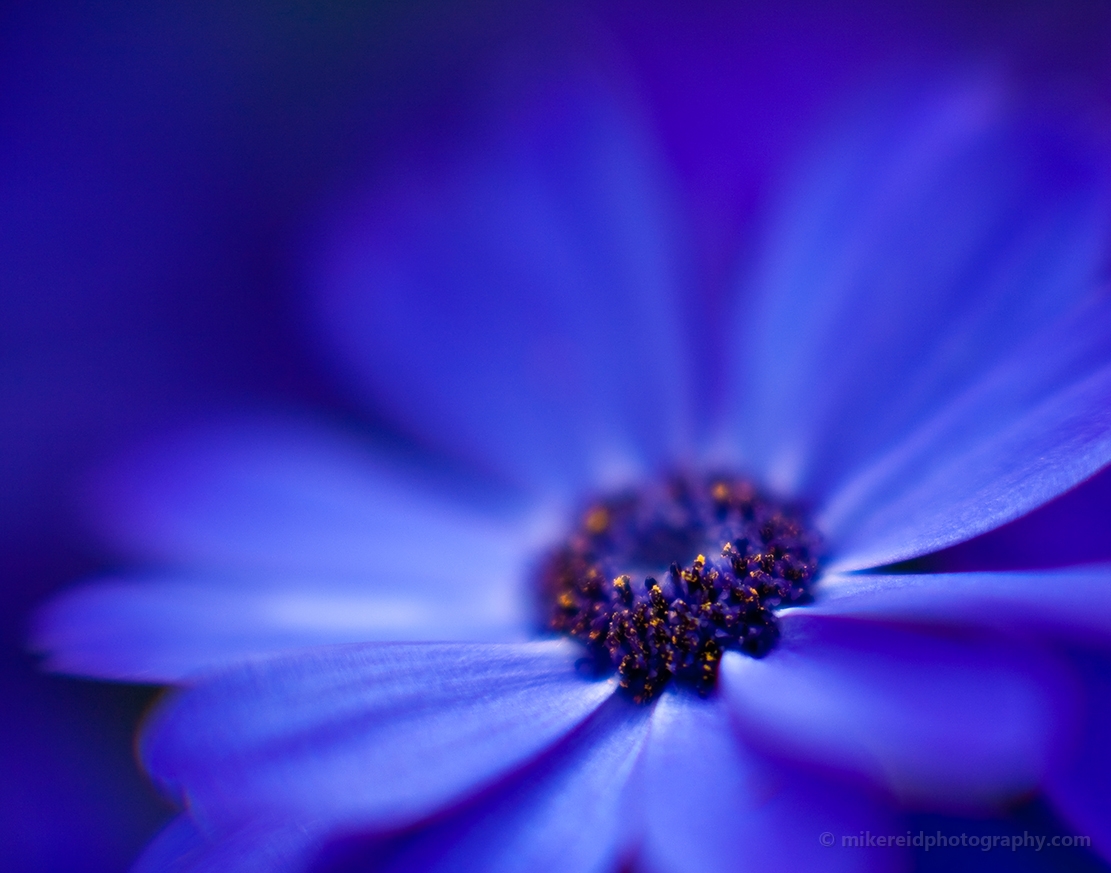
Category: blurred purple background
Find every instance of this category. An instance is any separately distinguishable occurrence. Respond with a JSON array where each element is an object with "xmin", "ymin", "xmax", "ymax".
[{"xmin": 3, "ymin": 2, "xmax": 1111, "ymax": 870}]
